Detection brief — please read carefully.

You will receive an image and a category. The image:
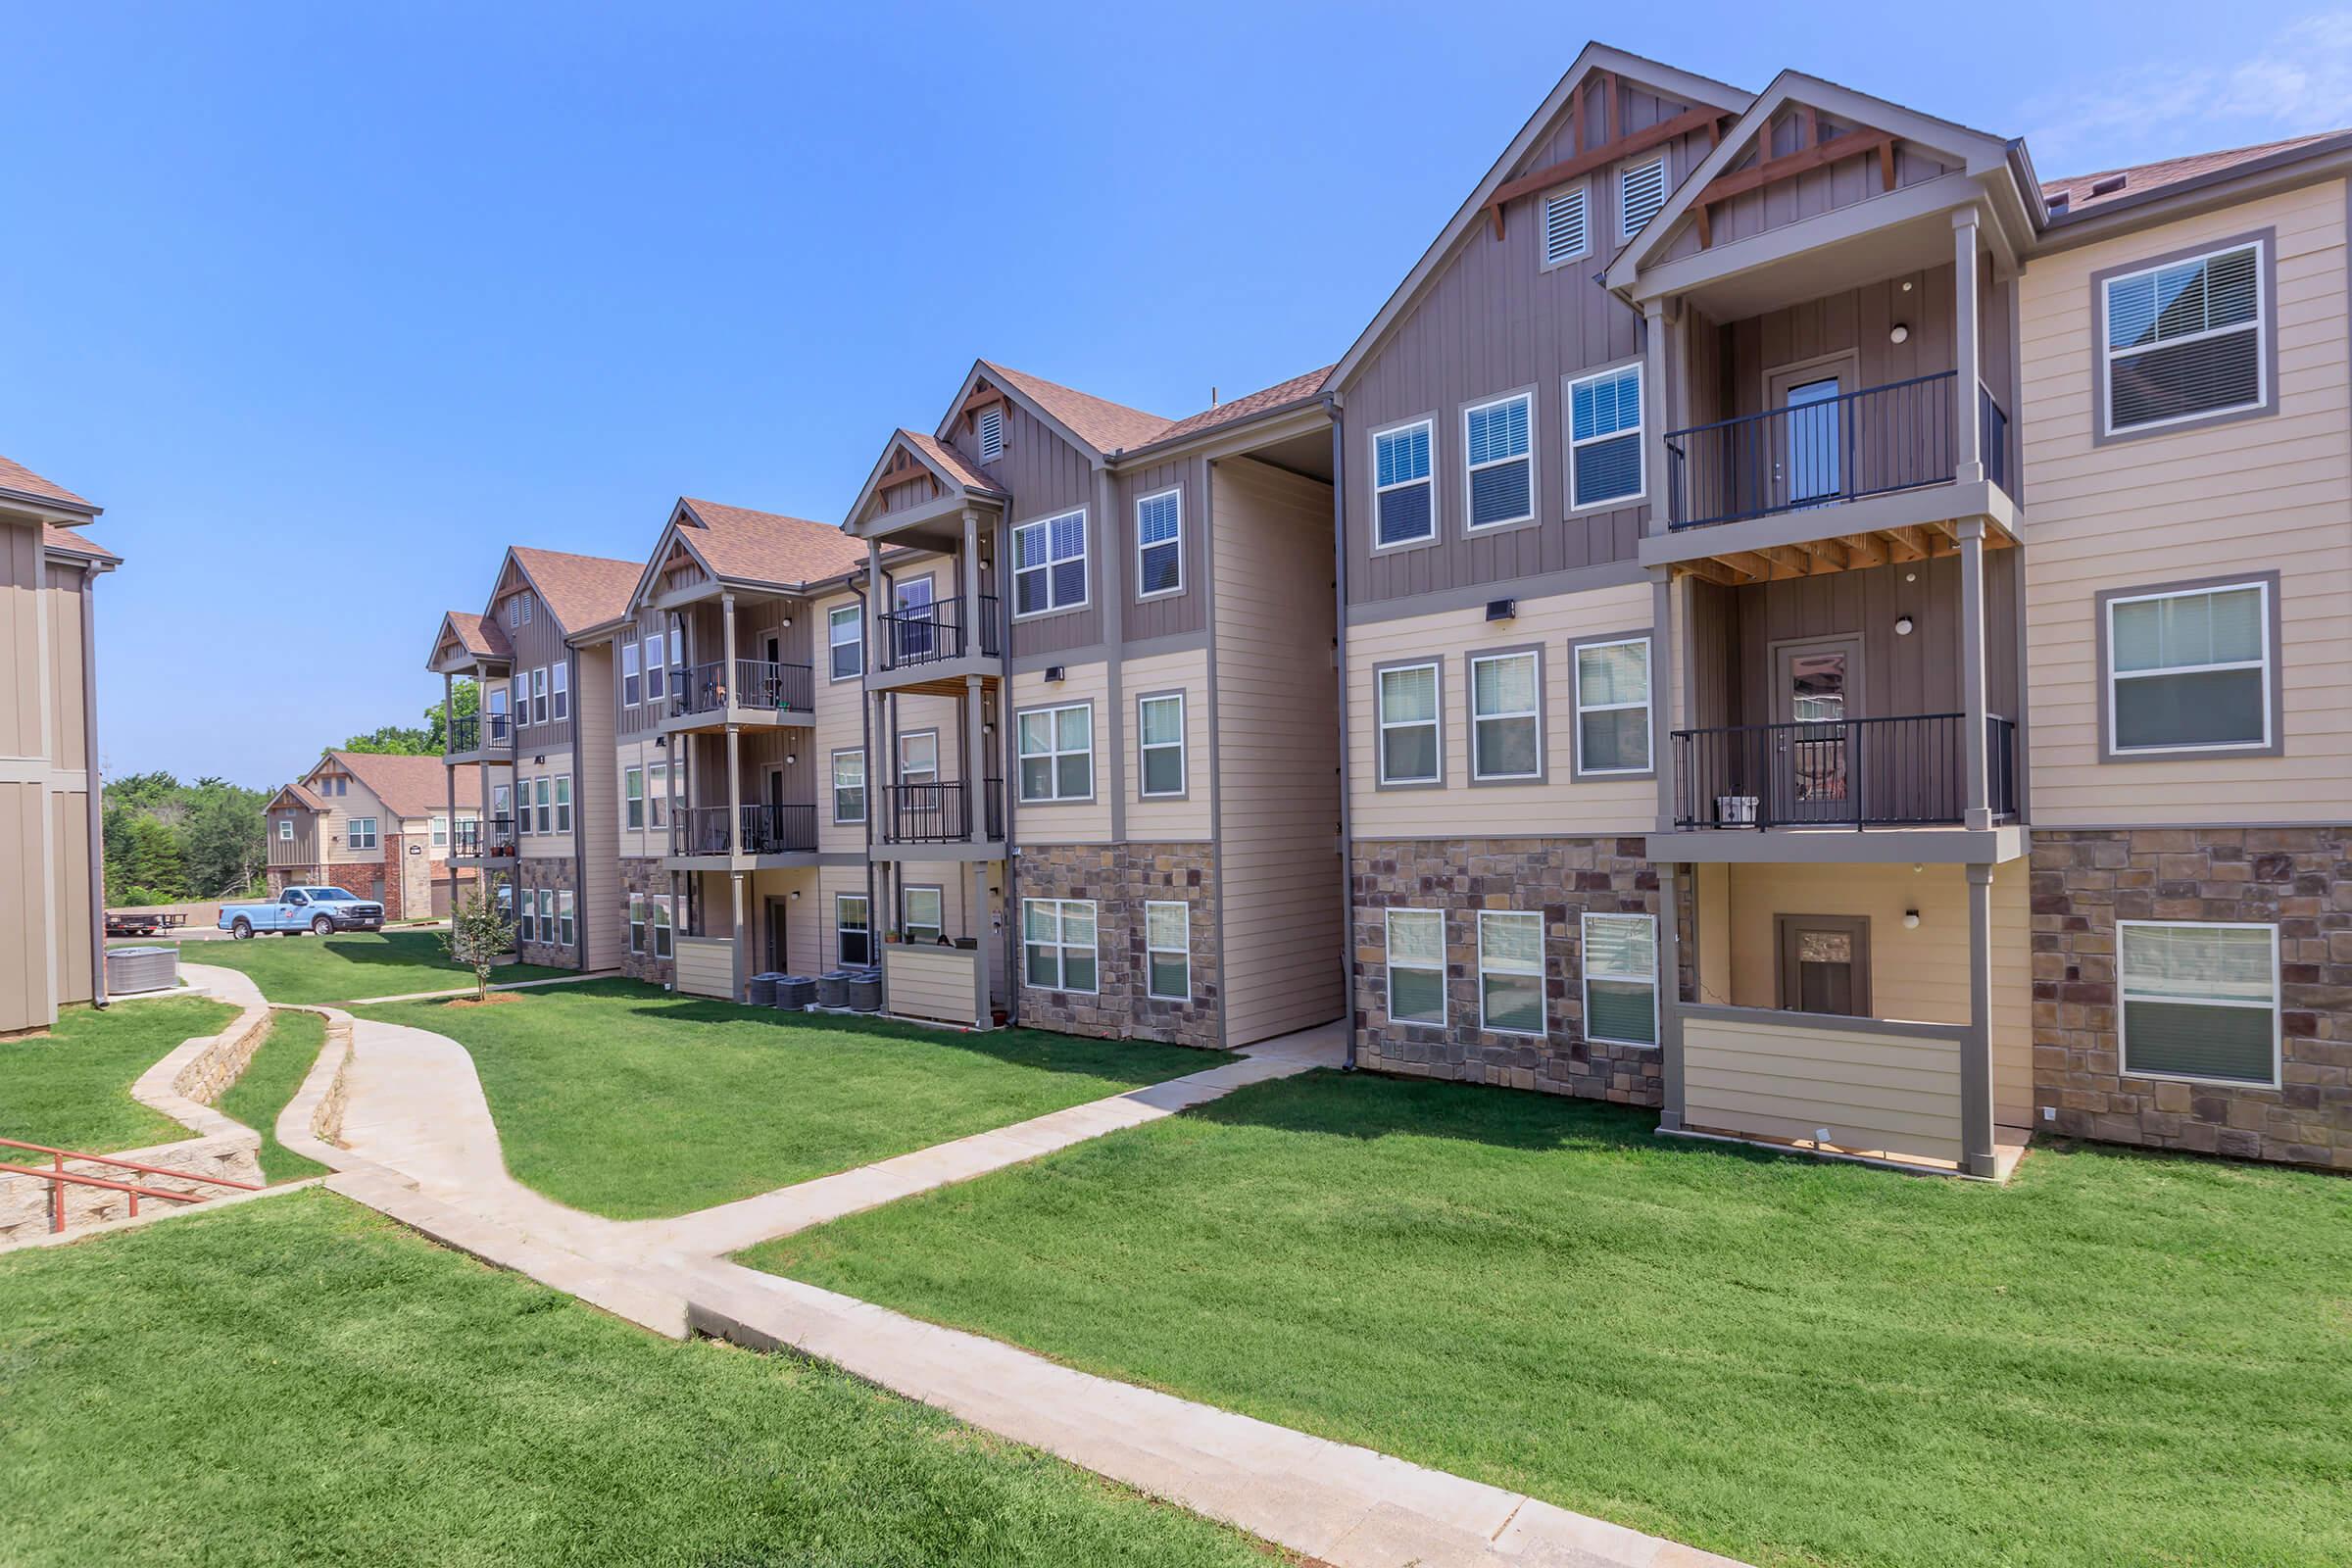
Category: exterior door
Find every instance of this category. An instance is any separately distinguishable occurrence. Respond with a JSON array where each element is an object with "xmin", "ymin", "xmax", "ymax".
[
  {"xmin": 1768, "ymin": 362, "xmax": 1850, "ymax": 509},
  {"xmin": 1772, "ymin": 637, "xmax": 1861, "ymax": 824},
  {"xmin": 764, "ymin": 896, "xmax": 789, "ymax": 973},
  {"xmin": 1777, "ymin": 914, "xmax": 1872, "ymax": 1016}
]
